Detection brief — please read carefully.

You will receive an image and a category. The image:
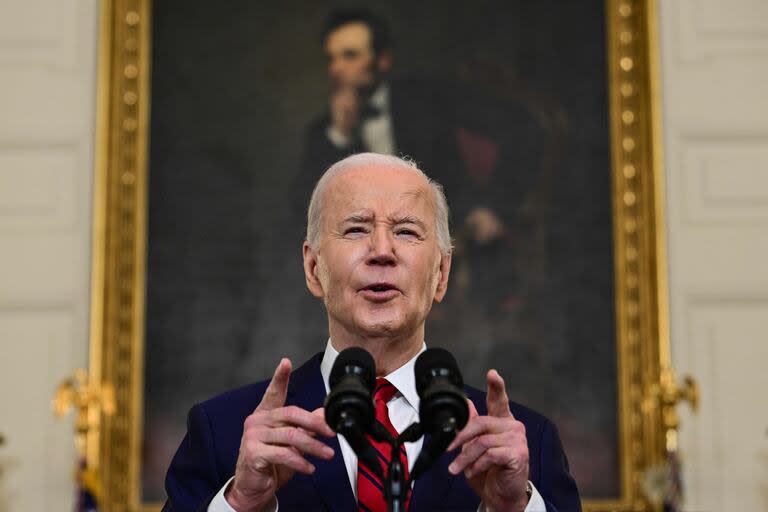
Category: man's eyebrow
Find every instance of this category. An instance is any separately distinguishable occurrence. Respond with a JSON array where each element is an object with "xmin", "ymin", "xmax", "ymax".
[
  {"xmin": 390, "ymin": 215, "xmax": 427, "ymax": 229},
  {"xmin": 342, "ymin": 213, "xmax": 374, "ymax": 223}
]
